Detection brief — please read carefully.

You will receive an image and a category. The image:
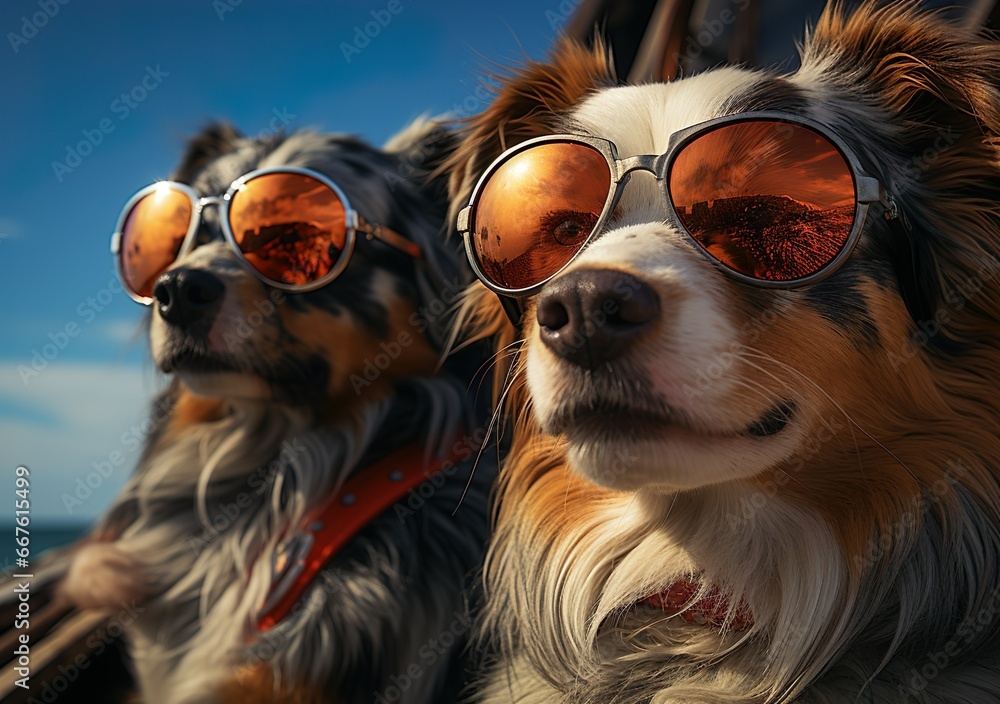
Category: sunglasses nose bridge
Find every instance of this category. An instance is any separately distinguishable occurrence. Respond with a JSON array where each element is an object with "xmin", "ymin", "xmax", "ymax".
[
  {"xmin": 191, "ymin": 195, "xmax": 226, "ymax": 233},
  {"xmin": 197, "ymin": 195, "xmax": 225, "ymax": 210},
  {"xmin": 610, "ymin": 154, "xmax": 669, "ymax": 217},
  {"xmin": 615, "ymin": 154, "xmax": 662, "ymax": 180}
]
